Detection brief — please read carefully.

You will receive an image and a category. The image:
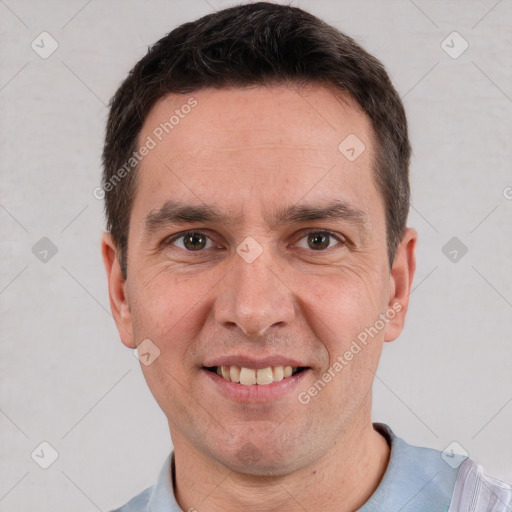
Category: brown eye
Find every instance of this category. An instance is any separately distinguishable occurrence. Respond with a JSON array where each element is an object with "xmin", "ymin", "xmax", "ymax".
[
  {"xmin": 295, "ymin": 231, "xmax": 342, "ymax": 251},
  {"xmin": 184, "ymin": 232, "xmax": 207, "ymax": 250},
  {"xmin": 307, "ymin": 232, "xmax": 330, "ymax": 250},
  {"xmin": 171, "ymin": 232, "xmax": 212, "ymax": 251}
]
